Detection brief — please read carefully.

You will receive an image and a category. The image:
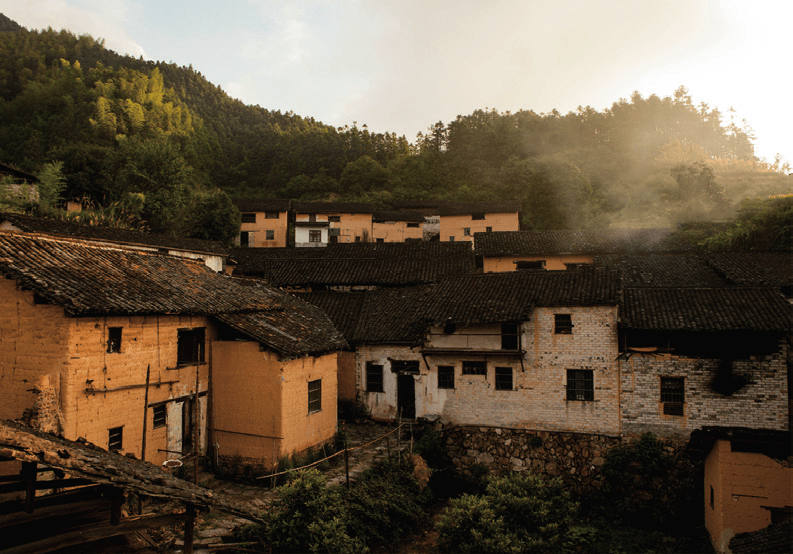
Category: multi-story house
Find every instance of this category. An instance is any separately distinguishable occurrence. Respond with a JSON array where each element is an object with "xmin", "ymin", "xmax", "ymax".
[
  {"xmin": 292, "ymin": 202, "xmax": 374, "ymax": 247},
  {"xmin": 372, "ymin": 211, "xmax": 425, "ymax": 242},
  {"xmin": 438, "ymin": 201, "xmax": 521, "ymax": 243},
  {"xmin": 233, "ymin": 199, "xmax": 291, "ymax": 248}
]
